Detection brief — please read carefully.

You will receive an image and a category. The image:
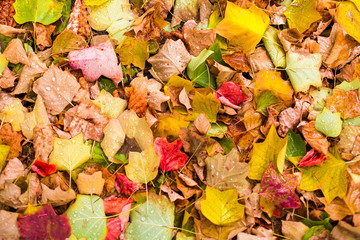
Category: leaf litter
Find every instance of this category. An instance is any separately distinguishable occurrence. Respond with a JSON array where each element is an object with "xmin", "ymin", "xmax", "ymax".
[{"xmin": 1, "ymin": 0, "xmax": 360, "ymax": 239}]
